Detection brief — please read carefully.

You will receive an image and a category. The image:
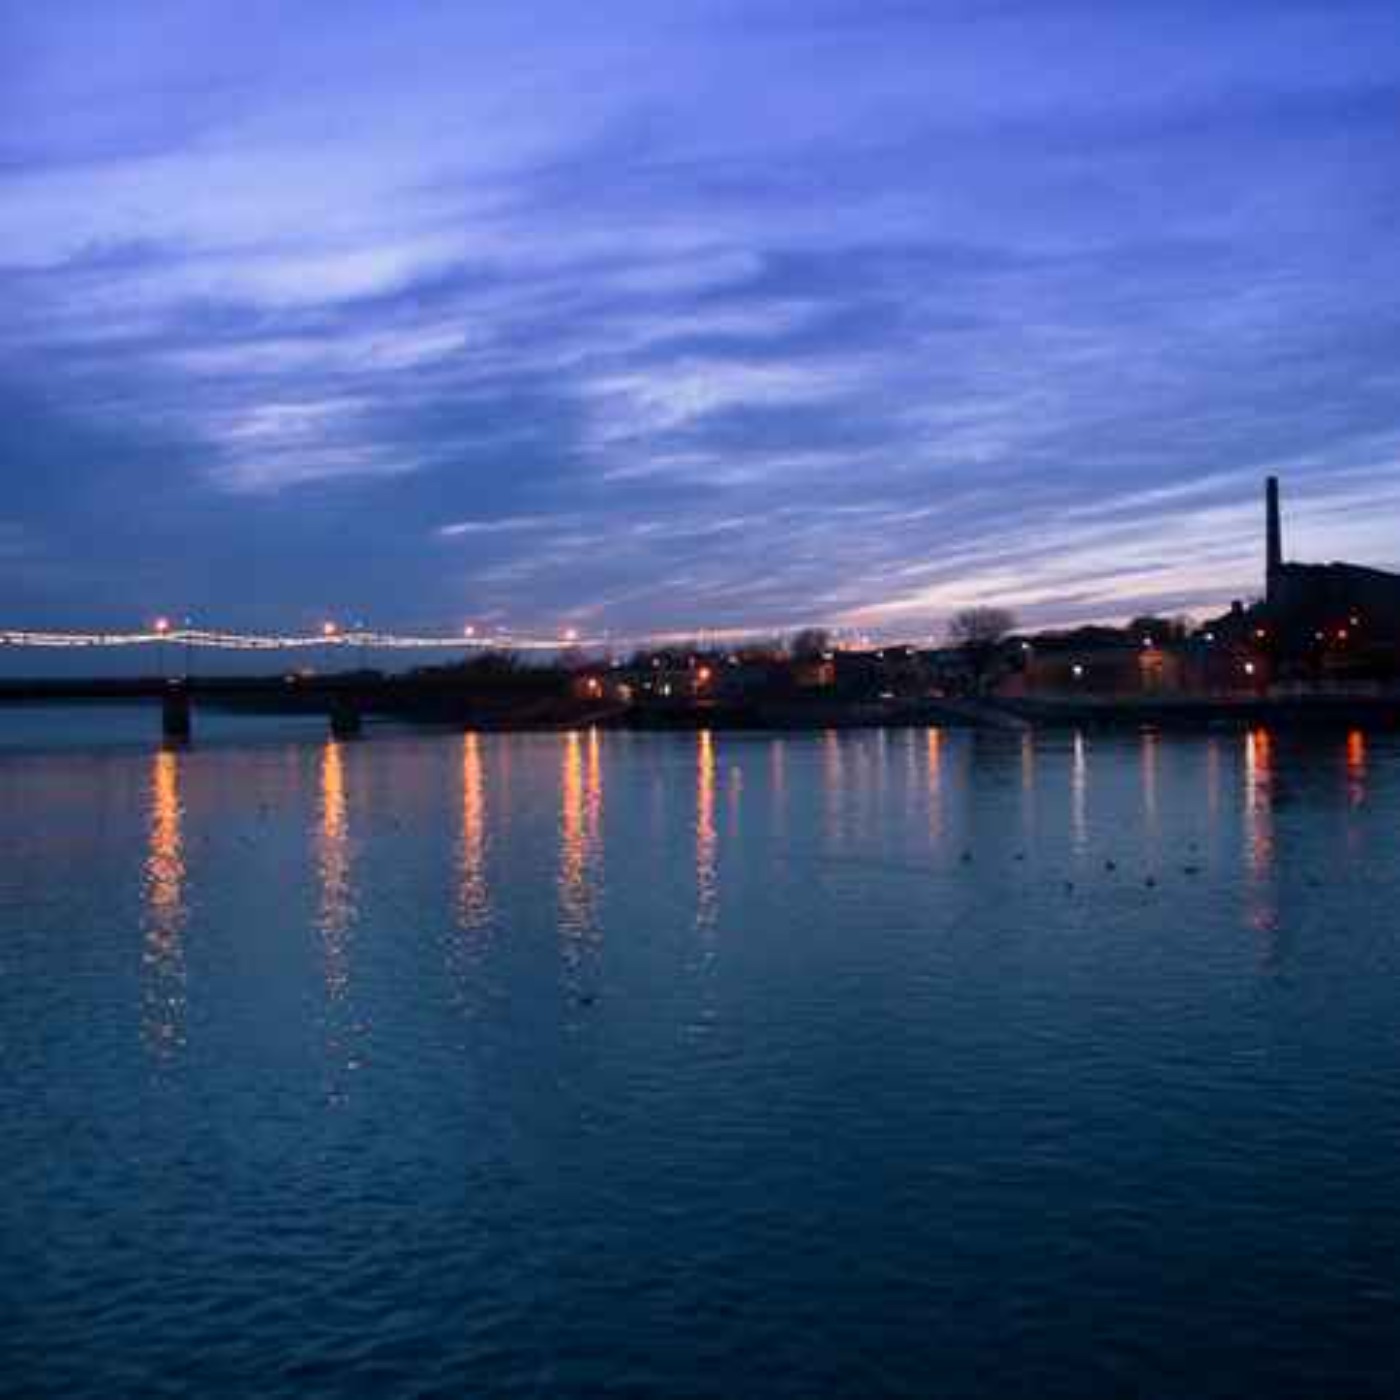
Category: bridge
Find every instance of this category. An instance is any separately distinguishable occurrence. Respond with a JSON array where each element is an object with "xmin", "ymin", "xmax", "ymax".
[
  {"xmin": 0, "ymin": 675, "xmax": 388, "ymax": 740},
  {"xmin": 0, "ymin": 670, "xmax": 615, "ymax": 741}
]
